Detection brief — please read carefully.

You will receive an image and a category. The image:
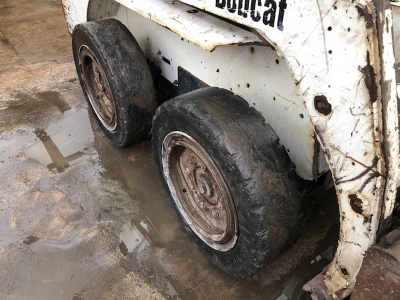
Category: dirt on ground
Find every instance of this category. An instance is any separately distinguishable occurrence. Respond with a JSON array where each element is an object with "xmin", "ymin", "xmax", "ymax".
[{"xmin": 0, "ymin": 1, "xmax": 339, "ymax": 299}]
